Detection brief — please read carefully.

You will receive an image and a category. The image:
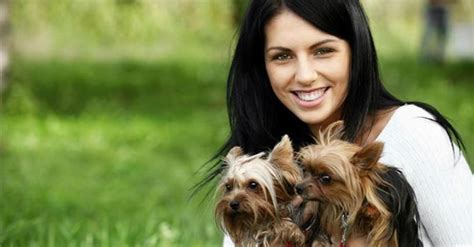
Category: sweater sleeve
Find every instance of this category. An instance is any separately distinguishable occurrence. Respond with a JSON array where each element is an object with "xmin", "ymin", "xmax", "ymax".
[
  {"xmin": 223, "ymin": 235, "xmax": 234, "ymax": 247},
  {"xmin": 378, "ymin": 108, "xmax": 472, "ymax": 246}
]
